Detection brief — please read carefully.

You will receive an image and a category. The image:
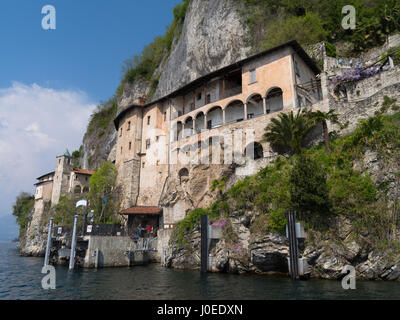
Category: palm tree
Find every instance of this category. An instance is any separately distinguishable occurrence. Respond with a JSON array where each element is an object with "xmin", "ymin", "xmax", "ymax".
[
  {"xmin": 307, "ymin": 110, "xmax": 338, "ymax": 154},
  {"xmin": 263, "ymin": 110, "xmax": 314, "ymax": 154}
]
